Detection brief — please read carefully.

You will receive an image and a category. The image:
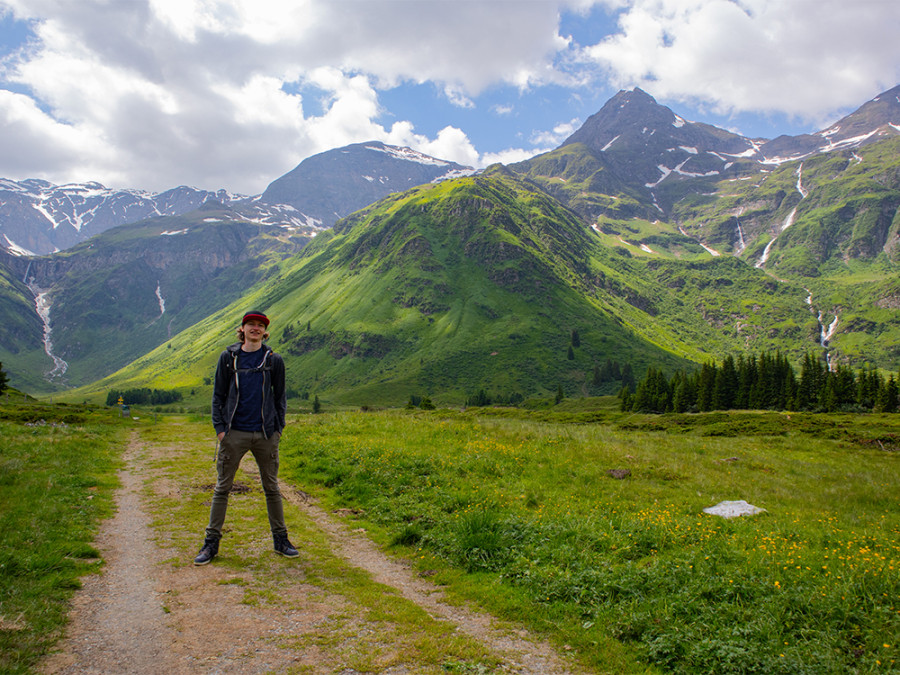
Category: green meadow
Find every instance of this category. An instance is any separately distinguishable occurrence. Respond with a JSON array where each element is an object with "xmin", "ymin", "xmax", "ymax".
[
  {"xmin": 0, "ymin": 403, "xmax": 124, "ymax": 675},
  {"xmin": 282, "ymin": 407, "xmax": 900, "ymax": 674},
  {"xmin": 1, "ymin": 400, "xmax": 898, "ymax": 673}
]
